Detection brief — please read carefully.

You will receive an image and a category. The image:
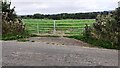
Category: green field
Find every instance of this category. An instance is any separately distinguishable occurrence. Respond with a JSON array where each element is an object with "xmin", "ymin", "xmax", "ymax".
[{"xmin": 23, "ymin": 19, "xmax": 95, "ymax": 36}]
